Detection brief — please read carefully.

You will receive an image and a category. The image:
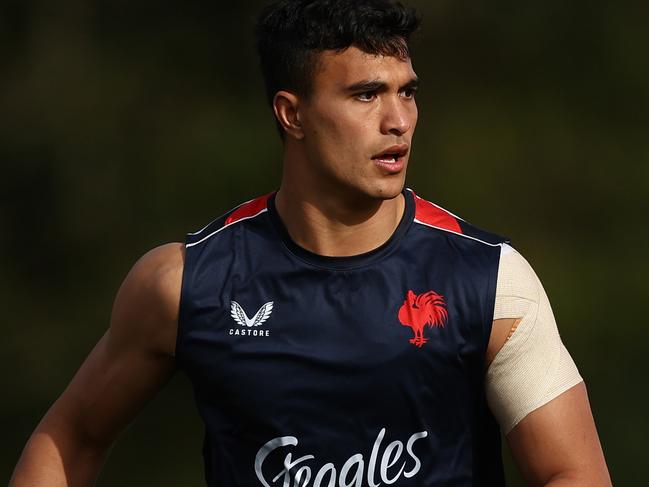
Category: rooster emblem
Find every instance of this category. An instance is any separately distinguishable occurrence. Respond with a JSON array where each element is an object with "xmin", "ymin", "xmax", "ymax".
[
  {"xmin": 230, "ymin": 301, "xmax": 274, "ymax": 327},
  {"xmin": 398, "ymin": 290, "xmax": 448, "ymax": 347}
]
